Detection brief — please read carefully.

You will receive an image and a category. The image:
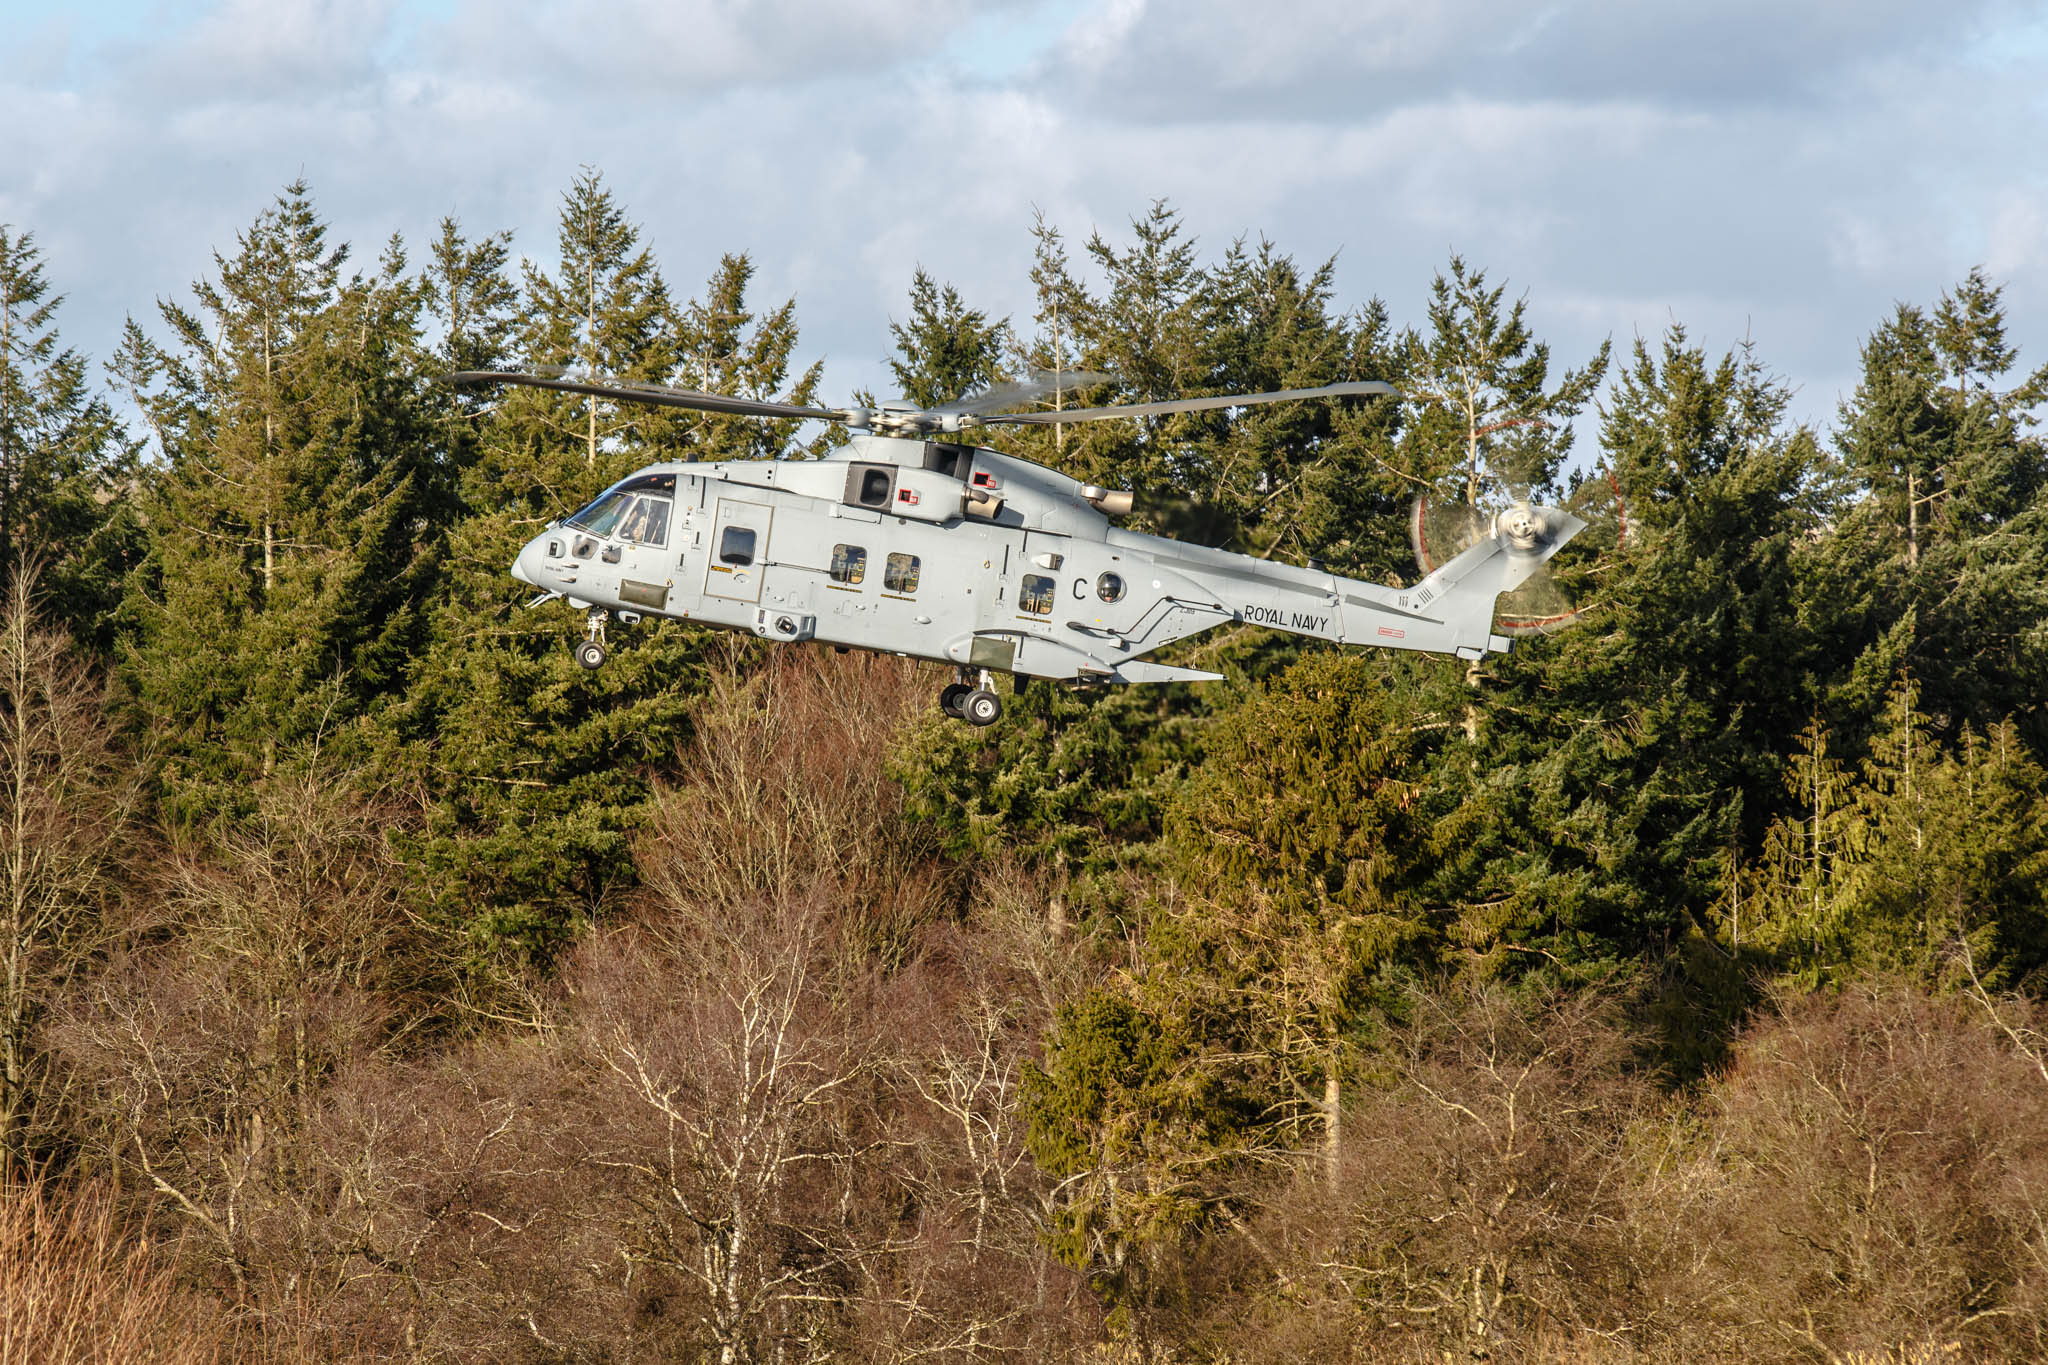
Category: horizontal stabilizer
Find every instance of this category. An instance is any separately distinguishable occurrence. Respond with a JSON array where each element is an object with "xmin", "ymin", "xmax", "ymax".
[{"xmin": 1111, "ymin": 659, "xmax": 1225, "ymax": 685}]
